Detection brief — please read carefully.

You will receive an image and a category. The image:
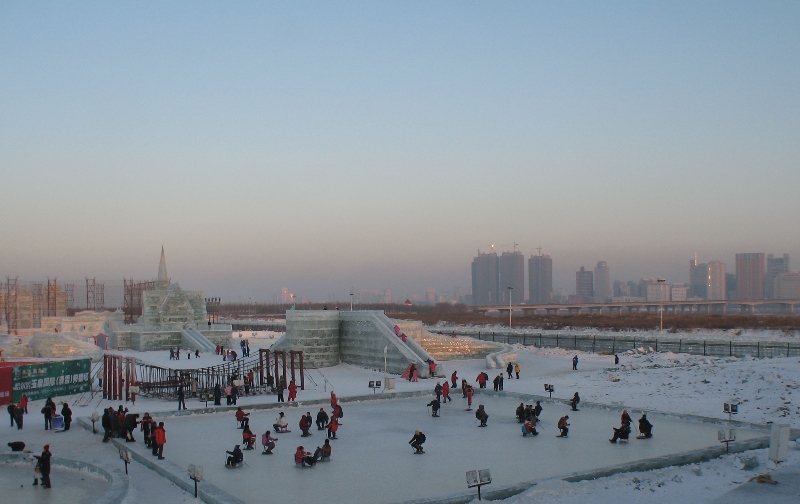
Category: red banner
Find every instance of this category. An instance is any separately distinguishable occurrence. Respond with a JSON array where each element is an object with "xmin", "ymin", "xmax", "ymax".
[{"xmin": 0, "ymin": 366, "xmax": 12, "ymax": 406}]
